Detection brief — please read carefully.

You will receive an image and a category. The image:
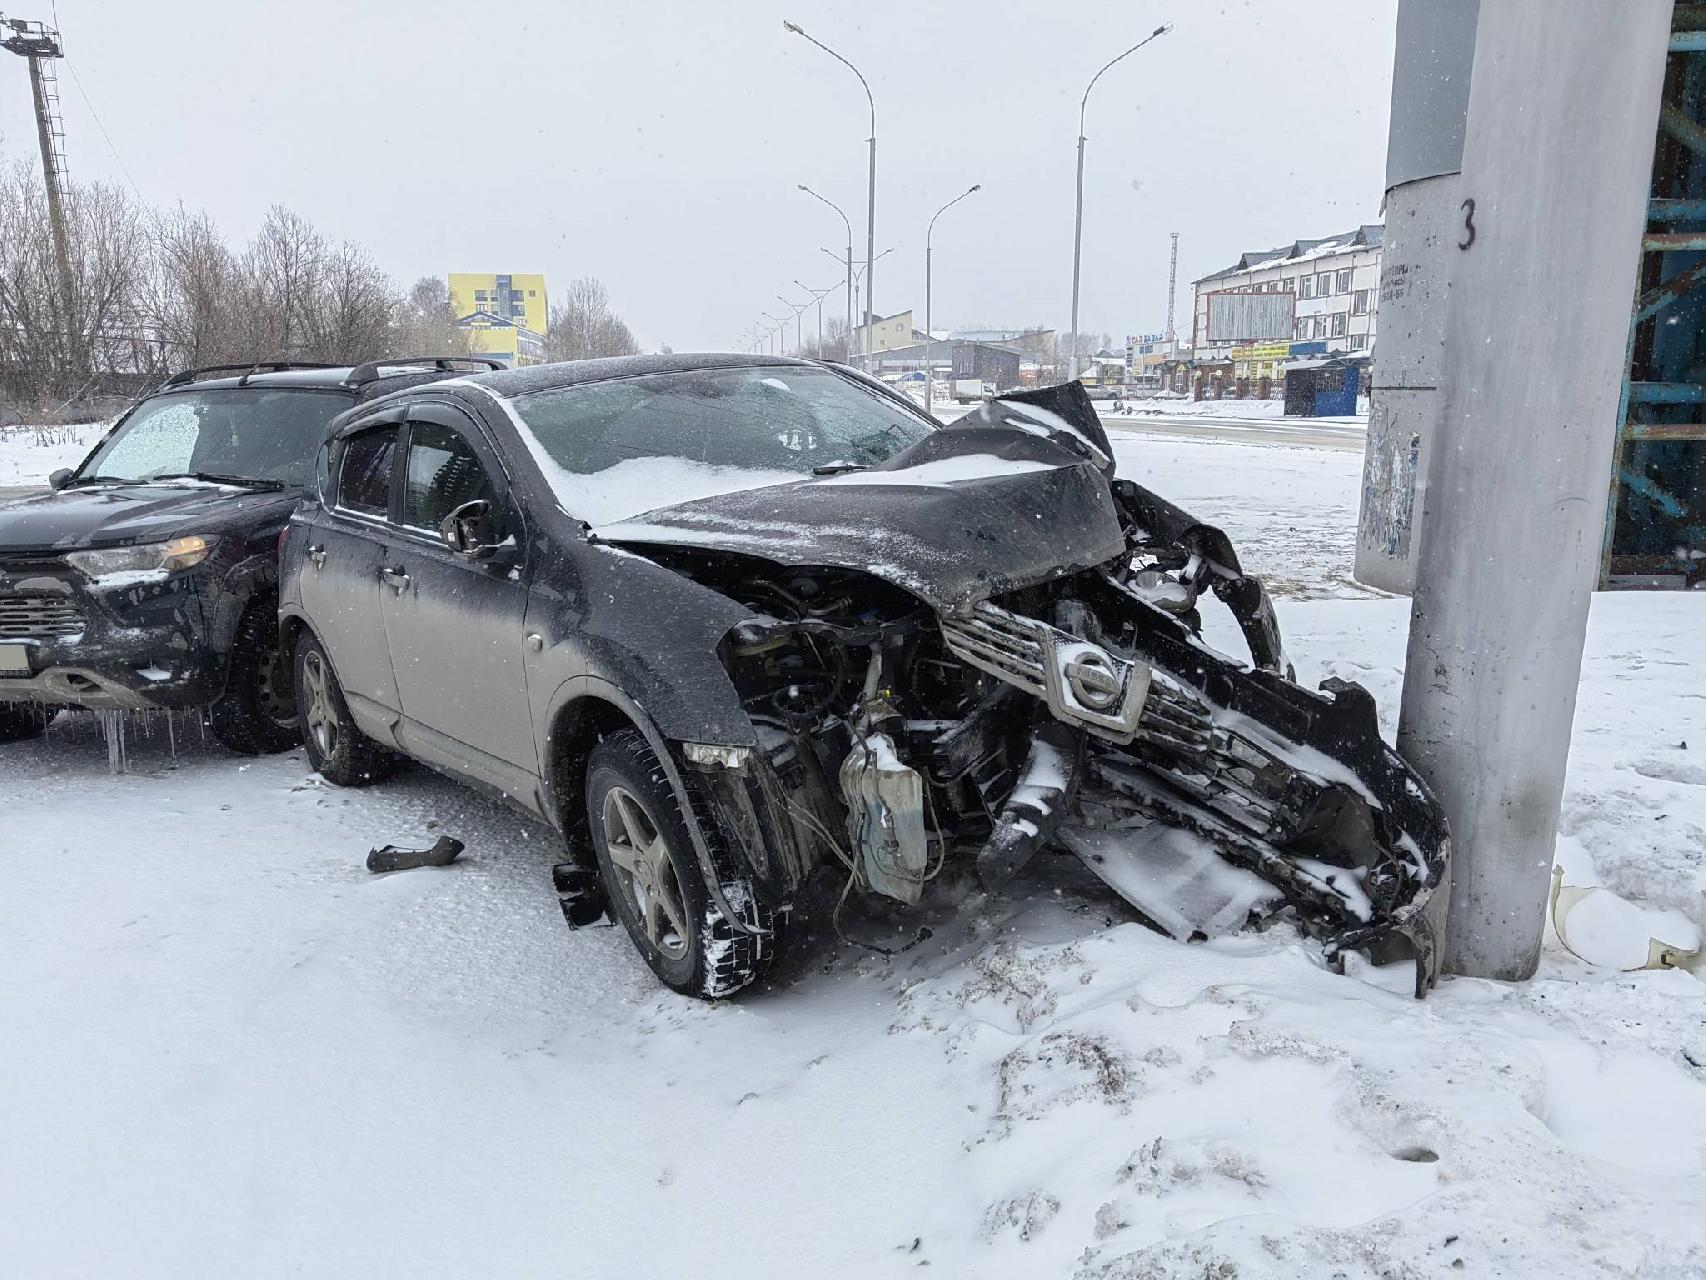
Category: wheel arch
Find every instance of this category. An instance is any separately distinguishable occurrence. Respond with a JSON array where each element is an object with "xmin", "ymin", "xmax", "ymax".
[{"xmin": 540, "ymin": 675, "xmax": 770, "ymax": 938}]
